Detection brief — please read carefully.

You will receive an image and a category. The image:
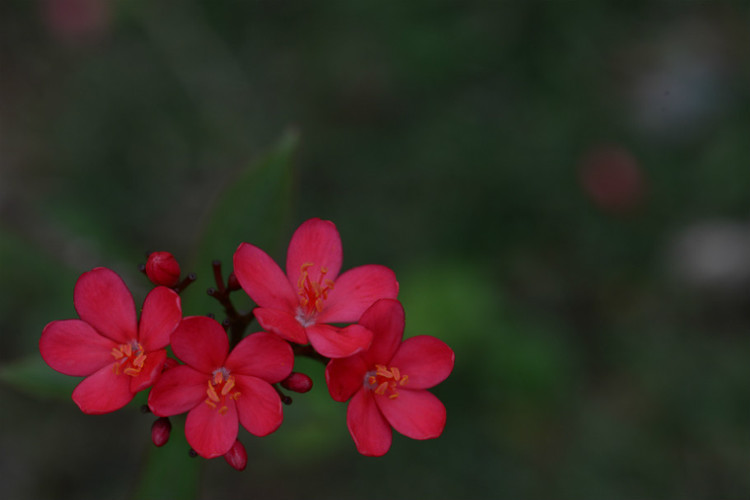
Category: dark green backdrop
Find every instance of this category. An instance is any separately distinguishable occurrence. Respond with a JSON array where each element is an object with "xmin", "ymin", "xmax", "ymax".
[{"xmin": 2, "ymin": 1, "xmax": 750, "ymax": 498}]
